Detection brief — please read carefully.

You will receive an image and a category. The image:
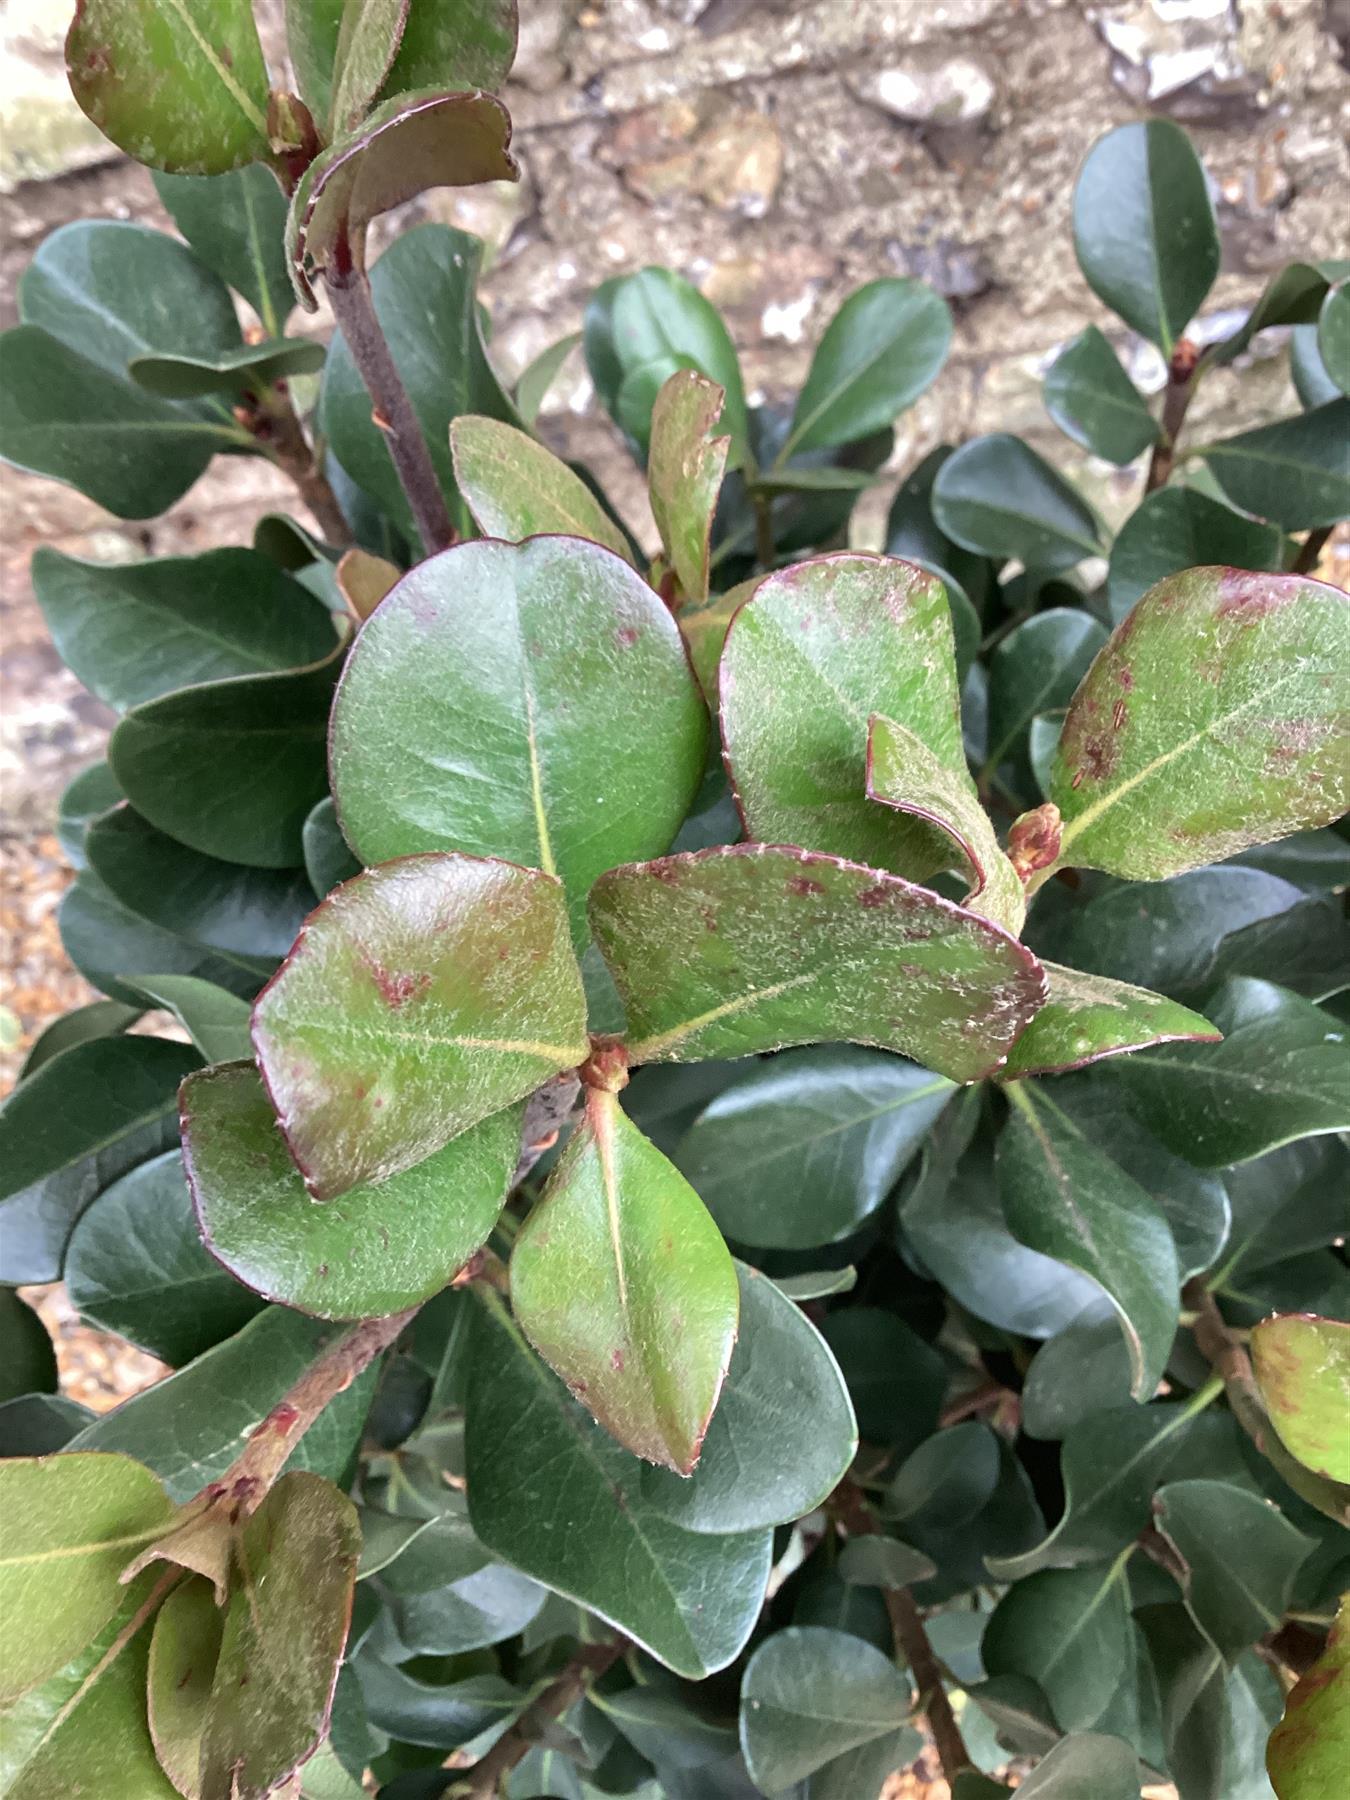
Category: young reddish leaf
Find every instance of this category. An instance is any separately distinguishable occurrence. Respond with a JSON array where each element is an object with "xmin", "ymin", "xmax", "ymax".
[
  {"xmin": 1001, "ymin": 963, "xmax": 1220, "ymax": 1079},
  {"xmin": 589, "ymin": 844, "xmax": 1047, "ymax": 1082},
  {"xmin": 648, "ymin": 371, "xmax": 731, "ymax": 605},
  {"xmin": 719, "ymin": 553, "xmax": 963, "ymax": 879},
  {"xmin": 510, "ymin": 1086, "xmax": 739, "ymax": 1473},
  {"xmin": 329, "ymin": 537, "xmax": 708, "ymax": 941},
  {"xmin": 147, "ymin": 1575, "xmax": 223, "ymax": 1798},
  {"xmin": 183, "ymin": 1060, "xmax": 521, "ymax": 1318},
  {"xmin": 198, "ymin": 1473, "xmax": 360, "ymax": 1800},
  {"xmin": 1251, "ymin": 1314, "xmax": 1350, "ymax": 1484},
  {"xmin": 449, "ymin": 416, "xmax": 635, "ymax": 562},
  {"xmin": 1266, "ymin": 1594, "xmax": 1349, "ymax": 1800},
  {"xmin": 1052, "ymin": 567, "xmax": 1350, "ymax": 880},
  {"xmin": 66, "ymin": 0, "xmax": 272, "ymax": 176},
  {"xmin": 288, "ymin": 90, "xmax": 518, "ymax": 307},
  {"xmin": 251, "ymin": 854, "xmax": 587, "ymax": 1200},
  {"xmin": 867, "ymin": 712, "xmax": 1026, "ymax": 935}
]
